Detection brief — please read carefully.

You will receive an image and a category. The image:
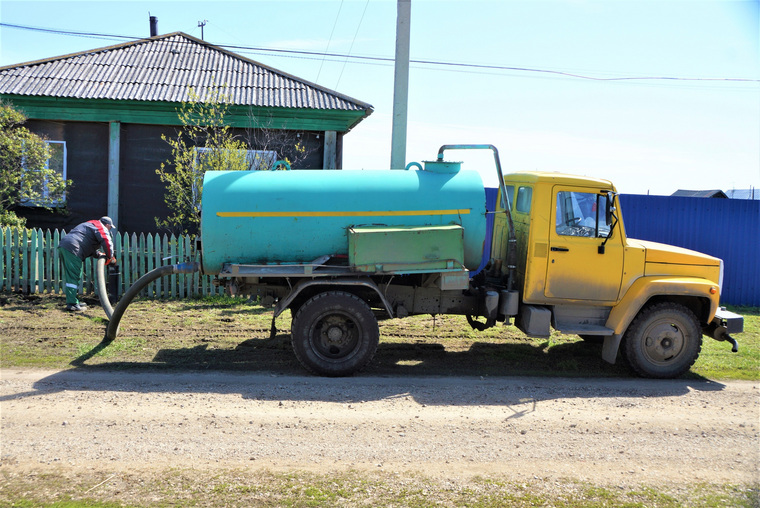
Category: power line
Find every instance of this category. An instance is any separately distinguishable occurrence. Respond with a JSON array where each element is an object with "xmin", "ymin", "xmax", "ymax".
[
  {"xmin": 2, "ymin": 22, "xmax": 759, "ymax": 84},
  {"xmin": 335, "ymin": 0, "xmax": 370, "ymax": 89},
  {"xmin": 315, "ymin": 0, "xmax": 344, "ymax": 84}
]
